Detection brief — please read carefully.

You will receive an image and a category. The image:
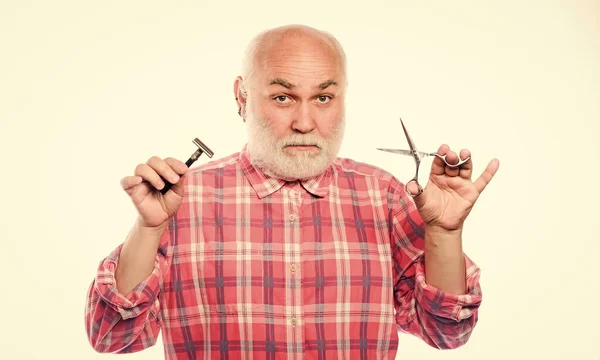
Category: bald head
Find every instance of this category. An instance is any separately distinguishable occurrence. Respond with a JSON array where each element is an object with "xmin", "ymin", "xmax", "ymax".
[{"xmin": 240, "ymin": 25, "xmax": 347, "ymax": 91}]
